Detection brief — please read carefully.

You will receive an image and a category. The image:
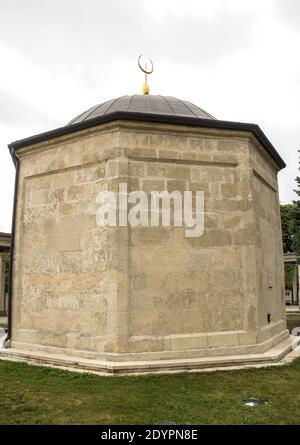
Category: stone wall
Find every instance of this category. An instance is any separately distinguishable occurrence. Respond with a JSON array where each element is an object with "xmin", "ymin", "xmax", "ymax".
[
  {"xmin": 122, "ymin": 125, "xmax": 254, "ymax": 355},
  {"xmin": 11, "ymin": 121, "xmax": 288, "ymax": 360},
  {"xmin": 250, "ymin": 140, "xmax": 287, "ymax": 345},
  {"xmin": 12, "ymin": 125, "xmax": 120, "ymax": 355}
]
